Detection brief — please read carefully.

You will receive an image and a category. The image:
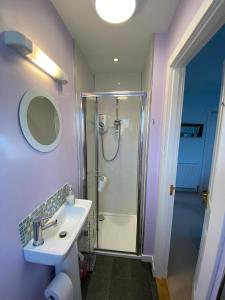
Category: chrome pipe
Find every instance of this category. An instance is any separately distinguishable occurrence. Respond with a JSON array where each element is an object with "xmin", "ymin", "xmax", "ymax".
[{"xmin": 82, "ymin": 91, "xmax": 147, "ymax": 98}]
